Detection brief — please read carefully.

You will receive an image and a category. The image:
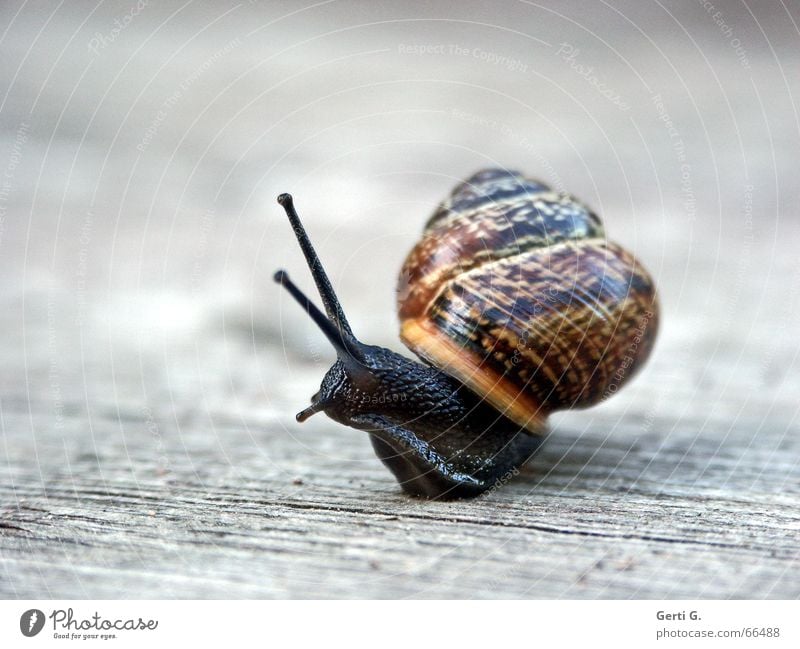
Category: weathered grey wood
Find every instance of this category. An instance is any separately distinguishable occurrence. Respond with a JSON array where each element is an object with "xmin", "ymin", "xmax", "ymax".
[
  {"xmin": 1, "ymin": 1, "xmax": 799, "ymax": 599},
  {"xmin": 2, "ymin": 315, "xmax": 798, "ymax": 598}
]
